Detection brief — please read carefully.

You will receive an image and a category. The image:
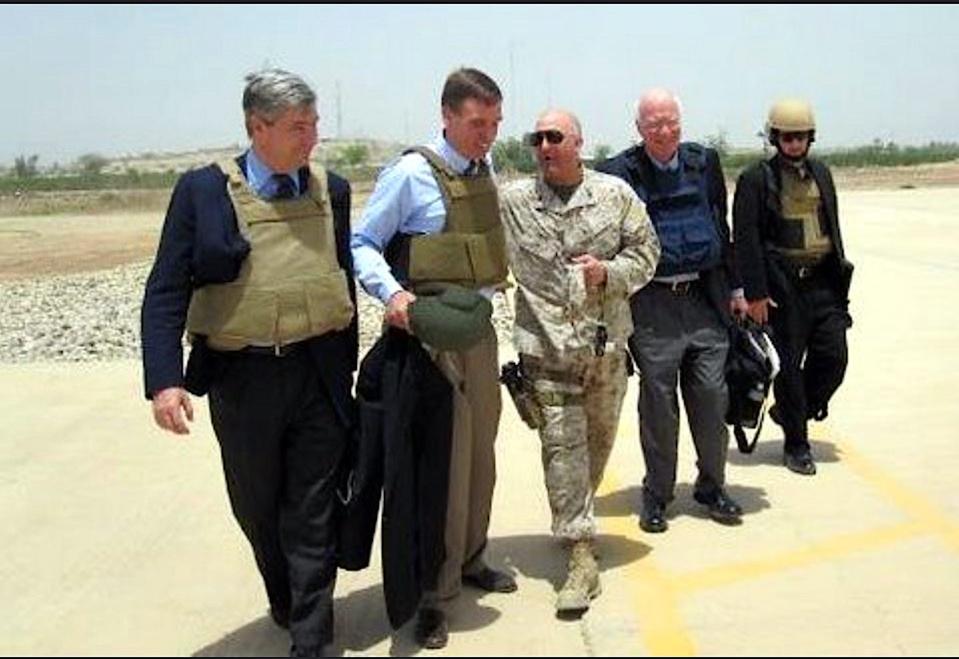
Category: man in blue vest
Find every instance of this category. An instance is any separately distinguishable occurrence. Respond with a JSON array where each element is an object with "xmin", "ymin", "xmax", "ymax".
[{"xmin": 597, "ymin": 88, "xmax": 747, "ymax": 533}]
